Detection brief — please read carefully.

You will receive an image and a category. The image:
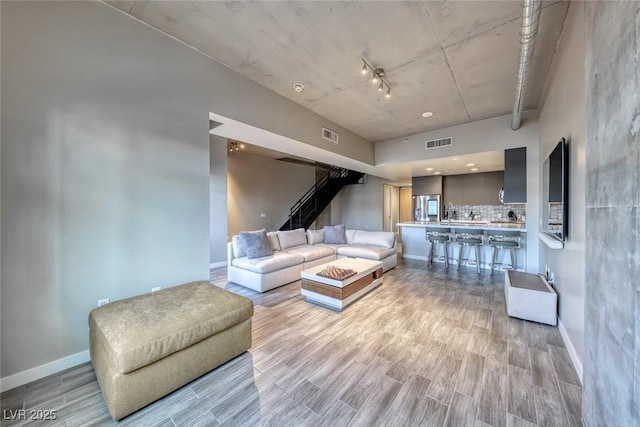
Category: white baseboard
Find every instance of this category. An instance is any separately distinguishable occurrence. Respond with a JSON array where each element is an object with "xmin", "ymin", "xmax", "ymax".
[
  {"xmin": 209, "ymin": 261, "xmax": 226, "ymax": 269},
  {"xmin": 558, "ymin": 319, "xmax": 583, "ymax": 384},
  {"xmin": 401, "ymin": 254, "xmax": 429, "ymax": 261},
  {"xmin": 0, "ymin": 350, "xmax": 90, "ymax": 393}
]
